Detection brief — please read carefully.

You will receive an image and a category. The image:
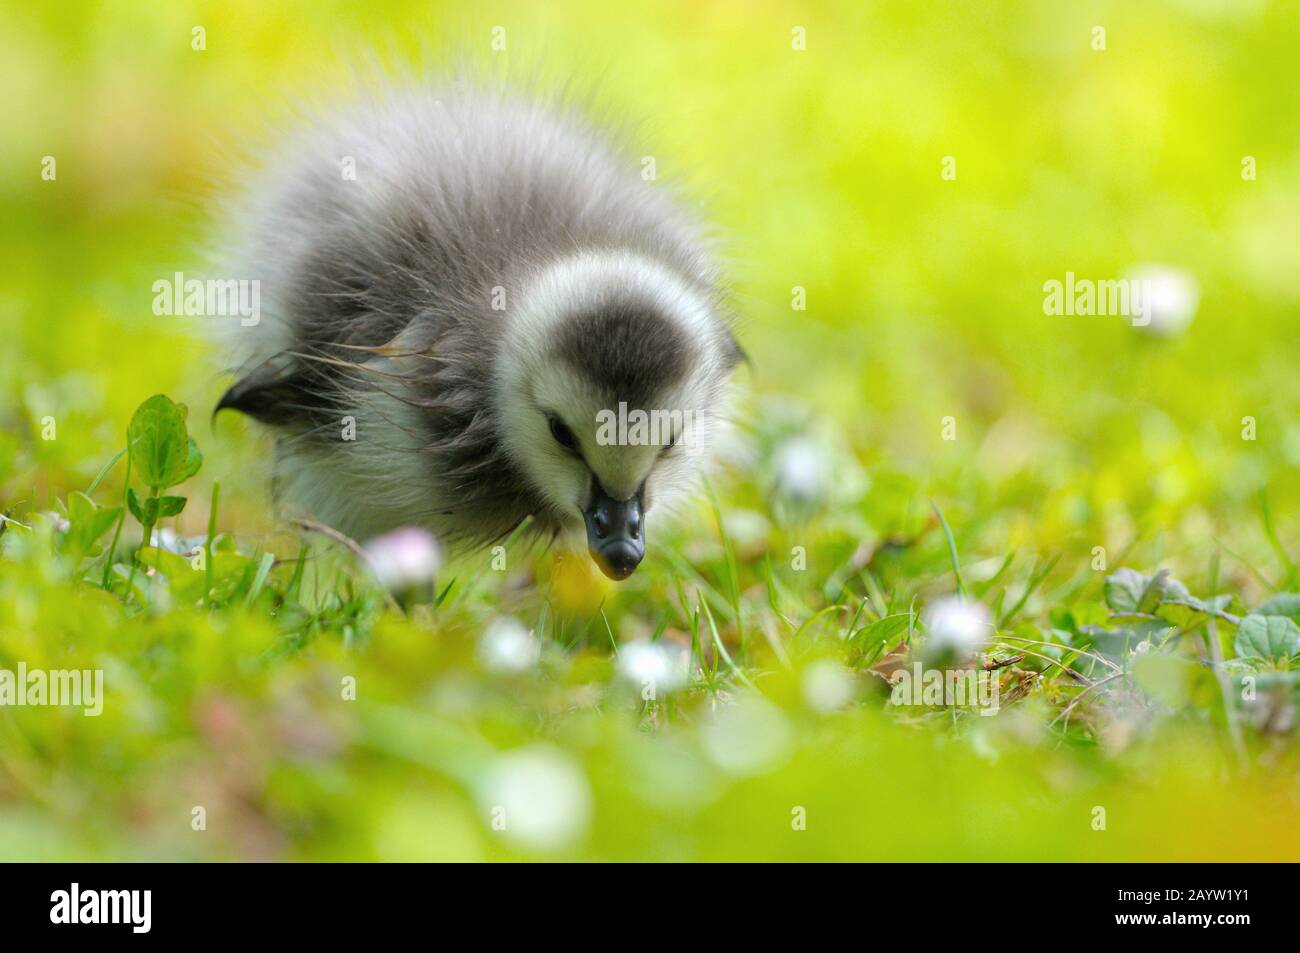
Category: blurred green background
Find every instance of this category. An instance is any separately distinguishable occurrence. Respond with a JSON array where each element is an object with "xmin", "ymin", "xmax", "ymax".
[{"xmin": 1, "ymin": 0, "xmax": 1299, "ymax": 860}]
